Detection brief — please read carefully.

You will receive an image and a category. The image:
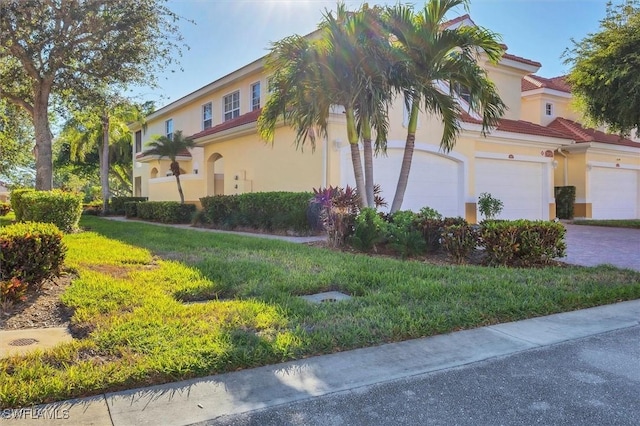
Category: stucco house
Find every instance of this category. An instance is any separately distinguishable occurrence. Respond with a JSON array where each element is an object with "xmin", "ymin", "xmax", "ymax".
[
  {"xmin": 520, "ymin": 75, "xmax": 640, "ymax": 219},
  {"xmin": 131, "ymin": 15, "xmax": 640, "ymax": 222}
]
